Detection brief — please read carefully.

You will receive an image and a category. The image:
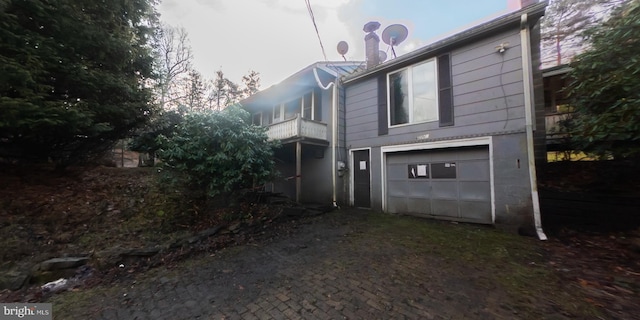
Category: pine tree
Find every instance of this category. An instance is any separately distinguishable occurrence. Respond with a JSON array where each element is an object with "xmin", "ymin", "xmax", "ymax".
[{"xmin": 0, "ymin": 0, "xmax": 159, "ymax": 167}]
